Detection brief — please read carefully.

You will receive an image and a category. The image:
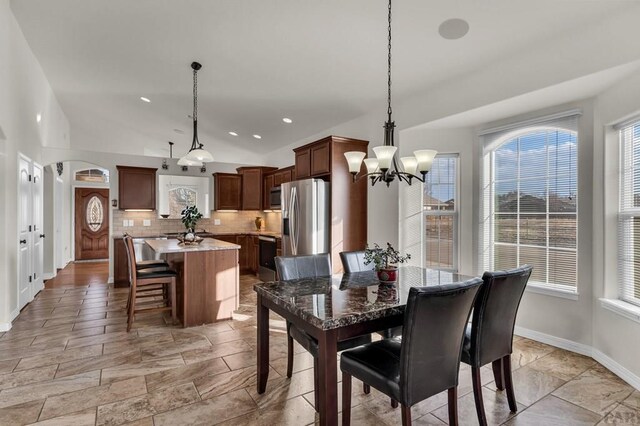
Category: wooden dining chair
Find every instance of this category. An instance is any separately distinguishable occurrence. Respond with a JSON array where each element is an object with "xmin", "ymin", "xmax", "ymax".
[
  {"xmin": 341, "ymin": 278, "xmax": 483, "ymax": 426},
  {"xmin": 123, "ymin": 235, "xmax": 177, "ymax": 332},
  {"xmin": 122, "ymin": 233, "xmax": 169, "ymax": 271},
  {"xmin": 275, "ymin": 254, "xmax": 372, "ymax": 412},
  {"xmin": 460, "ymin": 265, "xmax": 532, "ymax": 426}
]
